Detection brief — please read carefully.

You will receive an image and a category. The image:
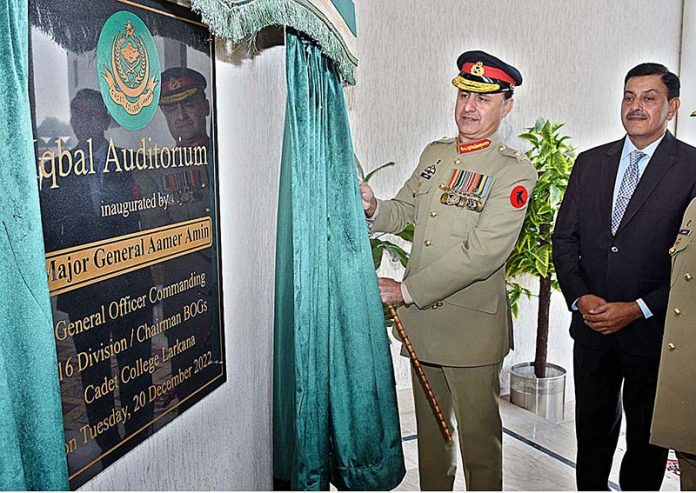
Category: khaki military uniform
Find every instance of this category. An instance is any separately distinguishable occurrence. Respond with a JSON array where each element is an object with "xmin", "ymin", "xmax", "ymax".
[
  {"xmin": 652, "ymin": 196, "xmax": 696, "ymax": 490},
  {"xmin": 135, "ymin": 143, "xmax": 219, "ymax": 412},
  {"xmin": 372, "ymin": 135, "xmax": 537, "ymax": 490}
]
